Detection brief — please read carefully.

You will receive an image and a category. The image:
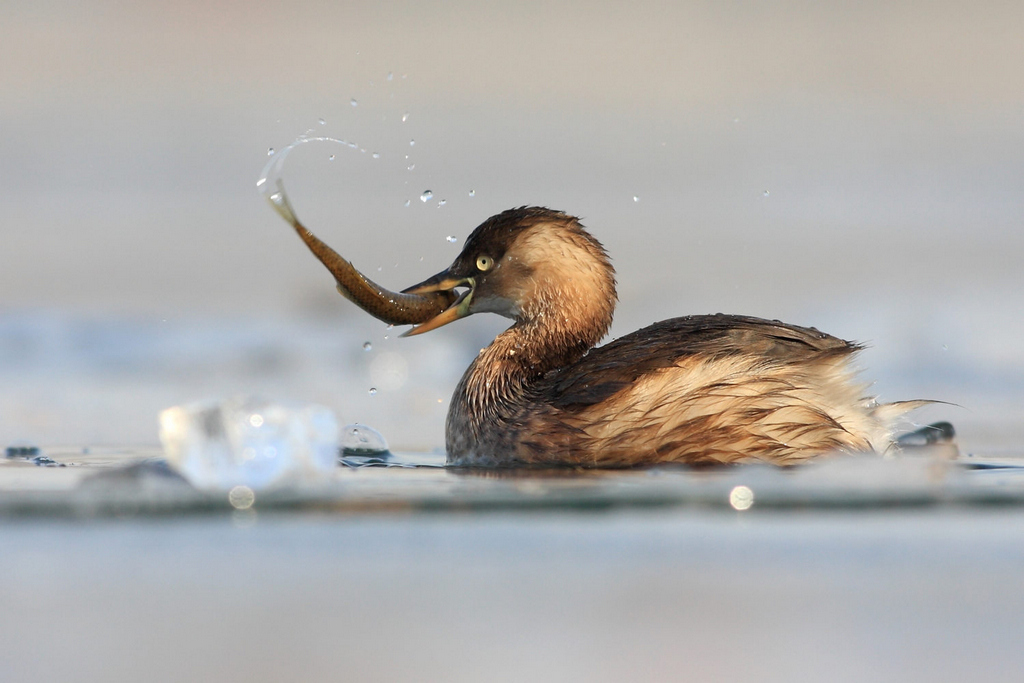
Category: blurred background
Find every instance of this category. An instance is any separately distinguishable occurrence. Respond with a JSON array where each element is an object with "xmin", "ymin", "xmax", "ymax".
[{"xmin": 2, "ymin": 0, "xmax": 1022, "ymax": 451}]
